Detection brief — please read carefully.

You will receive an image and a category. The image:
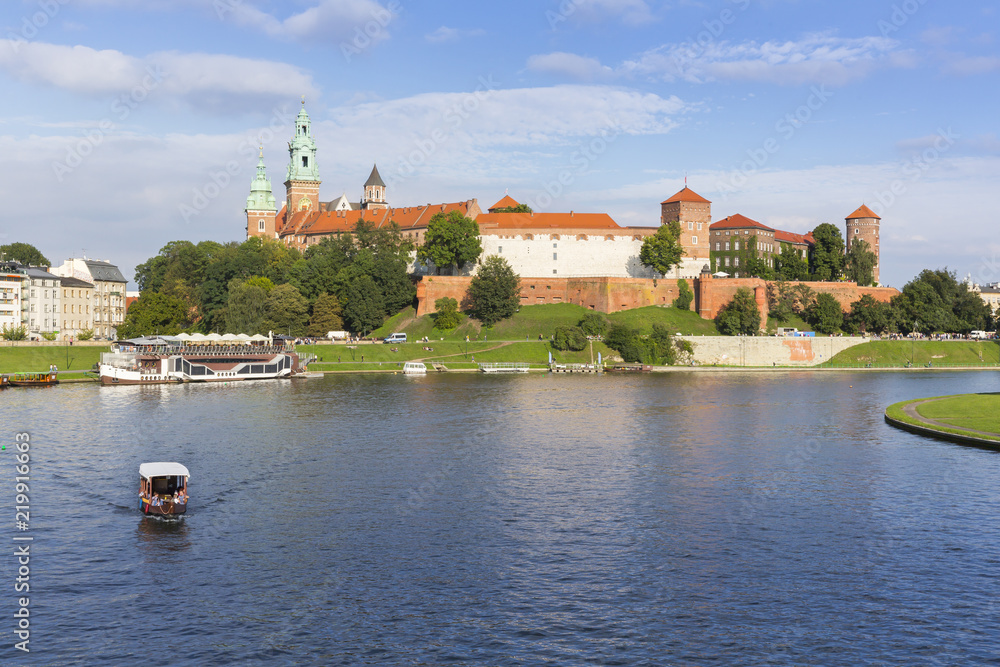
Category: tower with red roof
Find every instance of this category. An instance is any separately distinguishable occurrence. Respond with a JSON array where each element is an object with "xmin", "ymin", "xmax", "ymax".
[
  {"xmin": 661, "ymin": 187, "xmax": 711, "ymax": 276},
  {"xmin": 845, "ymin": 204, "xmax": 881, "ymax": 284}
]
